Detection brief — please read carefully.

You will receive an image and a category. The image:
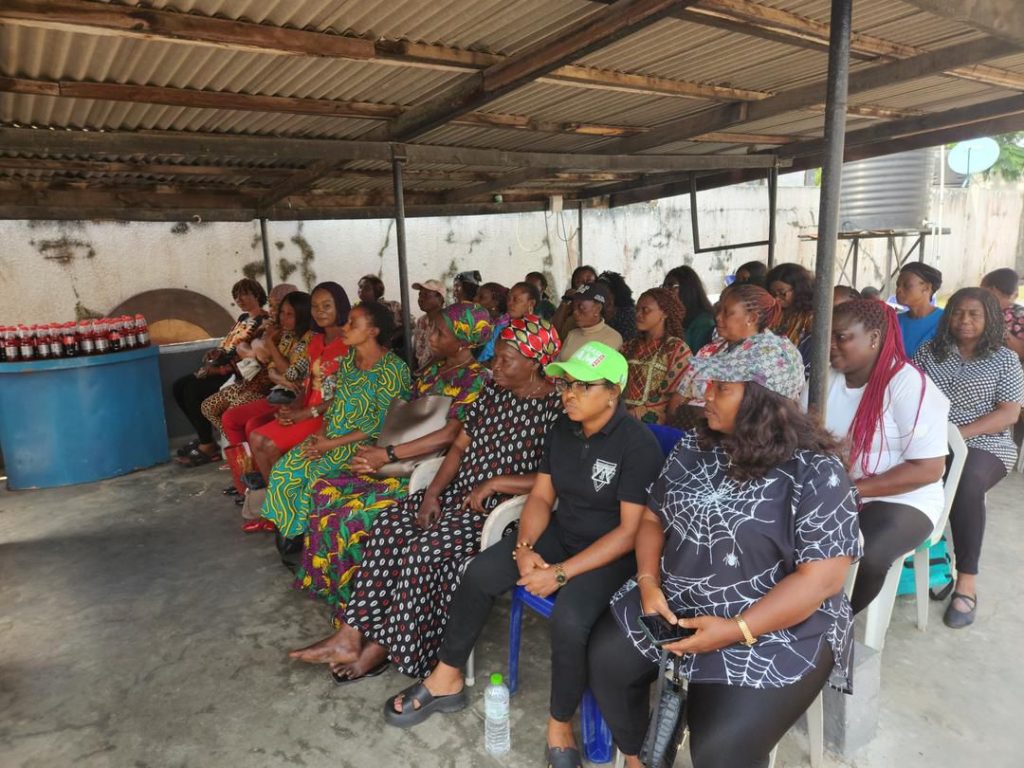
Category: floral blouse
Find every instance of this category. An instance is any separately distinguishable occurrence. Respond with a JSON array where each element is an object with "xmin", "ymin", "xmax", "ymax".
[
  {"xmin": 282, "ymin": 330, "xmax": 313, "ymax": 382},
  {"xmin": 219, "ymin": 312, "xmax": 266, "ymax": 356},
  {"xmin": 622, "ymin": 335, "xmax": 692, "ymax": 424},
  {"xmin": 612, "ymin": 432, "xmax": 862, "ymax": 693}
]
